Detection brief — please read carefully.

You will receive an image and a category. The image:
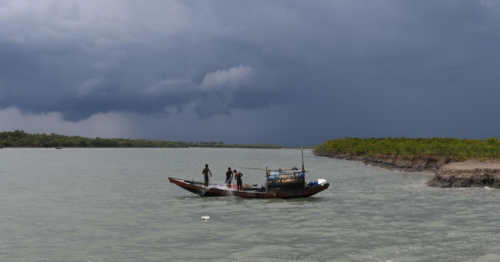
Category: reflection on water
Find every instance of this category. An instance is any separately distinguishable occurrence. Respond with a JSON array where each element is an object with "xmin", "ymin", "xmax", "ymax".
[{"xmin": 1, "ymin": 148, "xmax": 500, "ymax": 261}]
